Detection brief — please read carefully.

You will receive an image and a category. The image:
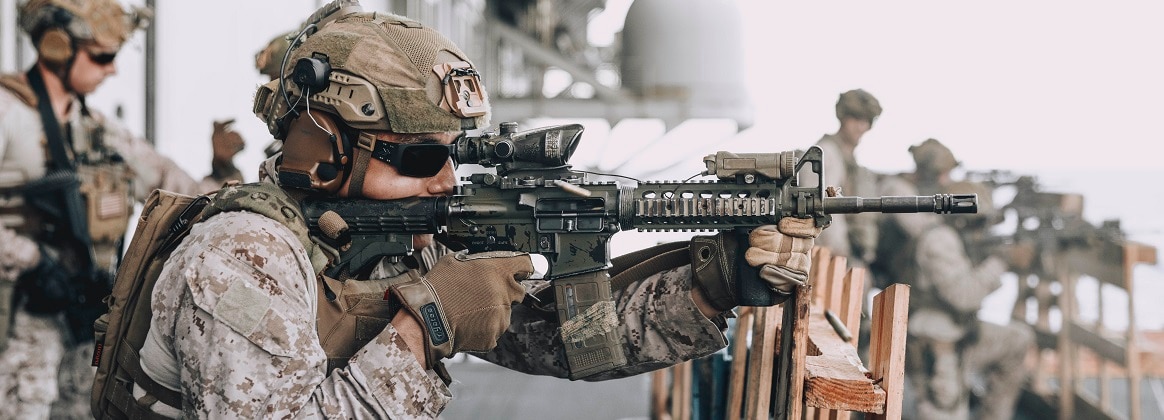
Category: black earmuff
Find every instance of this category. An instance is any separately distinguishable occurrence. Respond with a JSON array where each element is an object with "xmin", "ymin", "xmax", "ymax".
[{"xmin": 292, "ymin": 53, "xmax": 332, "ymax": 92}]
